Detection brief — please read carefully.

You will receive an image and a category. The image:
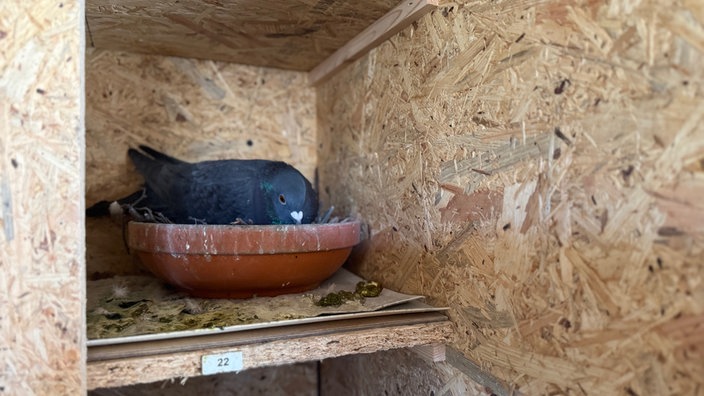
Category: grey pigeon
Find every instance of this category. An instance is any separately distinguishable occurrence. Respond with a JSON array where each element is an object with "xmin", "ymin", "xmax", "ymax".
[{"xmin": 87, "ymin": 145, "xmax": 318, "ymax": 225}]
